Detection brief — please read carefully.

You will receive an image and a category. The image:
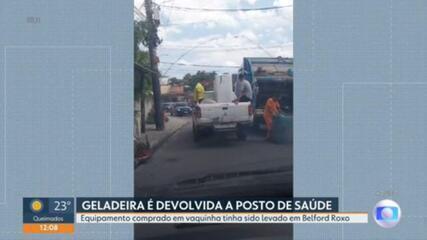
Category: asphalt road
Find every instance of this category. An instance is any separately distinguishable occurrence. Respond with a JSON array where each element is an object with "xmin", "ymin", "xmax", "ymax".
[{"xmin": 134, "ymin": 118, "xmax": 293, "ymax": 240}]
